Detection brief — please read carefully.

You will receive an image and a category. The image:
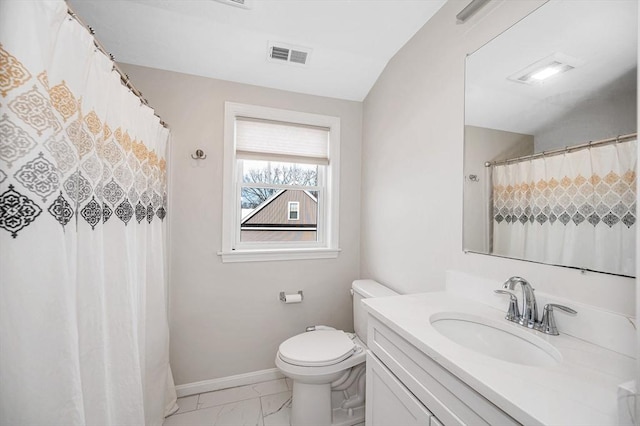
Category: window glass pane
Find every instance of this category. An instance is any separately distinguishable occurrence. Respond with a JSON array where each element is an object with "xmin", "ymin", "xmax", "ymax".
[
  {"xmin": 241, "ymin": 186, "xmax": 277, "ymax": 209},
  {"xmin": 240, "ymin": 188, "xmax": 318, "ymax": 242},
  {"xmin": 241, "ymin": 160, "xmax": 318, "ymax": 187}
]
